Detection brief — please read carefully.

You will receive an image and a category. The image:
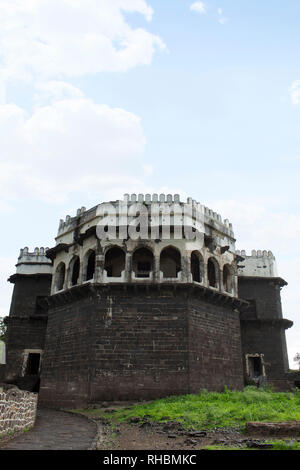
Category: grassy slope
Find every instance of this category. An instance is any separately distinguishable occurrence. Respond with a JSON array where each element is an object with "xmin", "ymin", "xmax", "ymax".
[{"xmin": 80, "ymin": 386, "xmax": 300, "ymax": 430}]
